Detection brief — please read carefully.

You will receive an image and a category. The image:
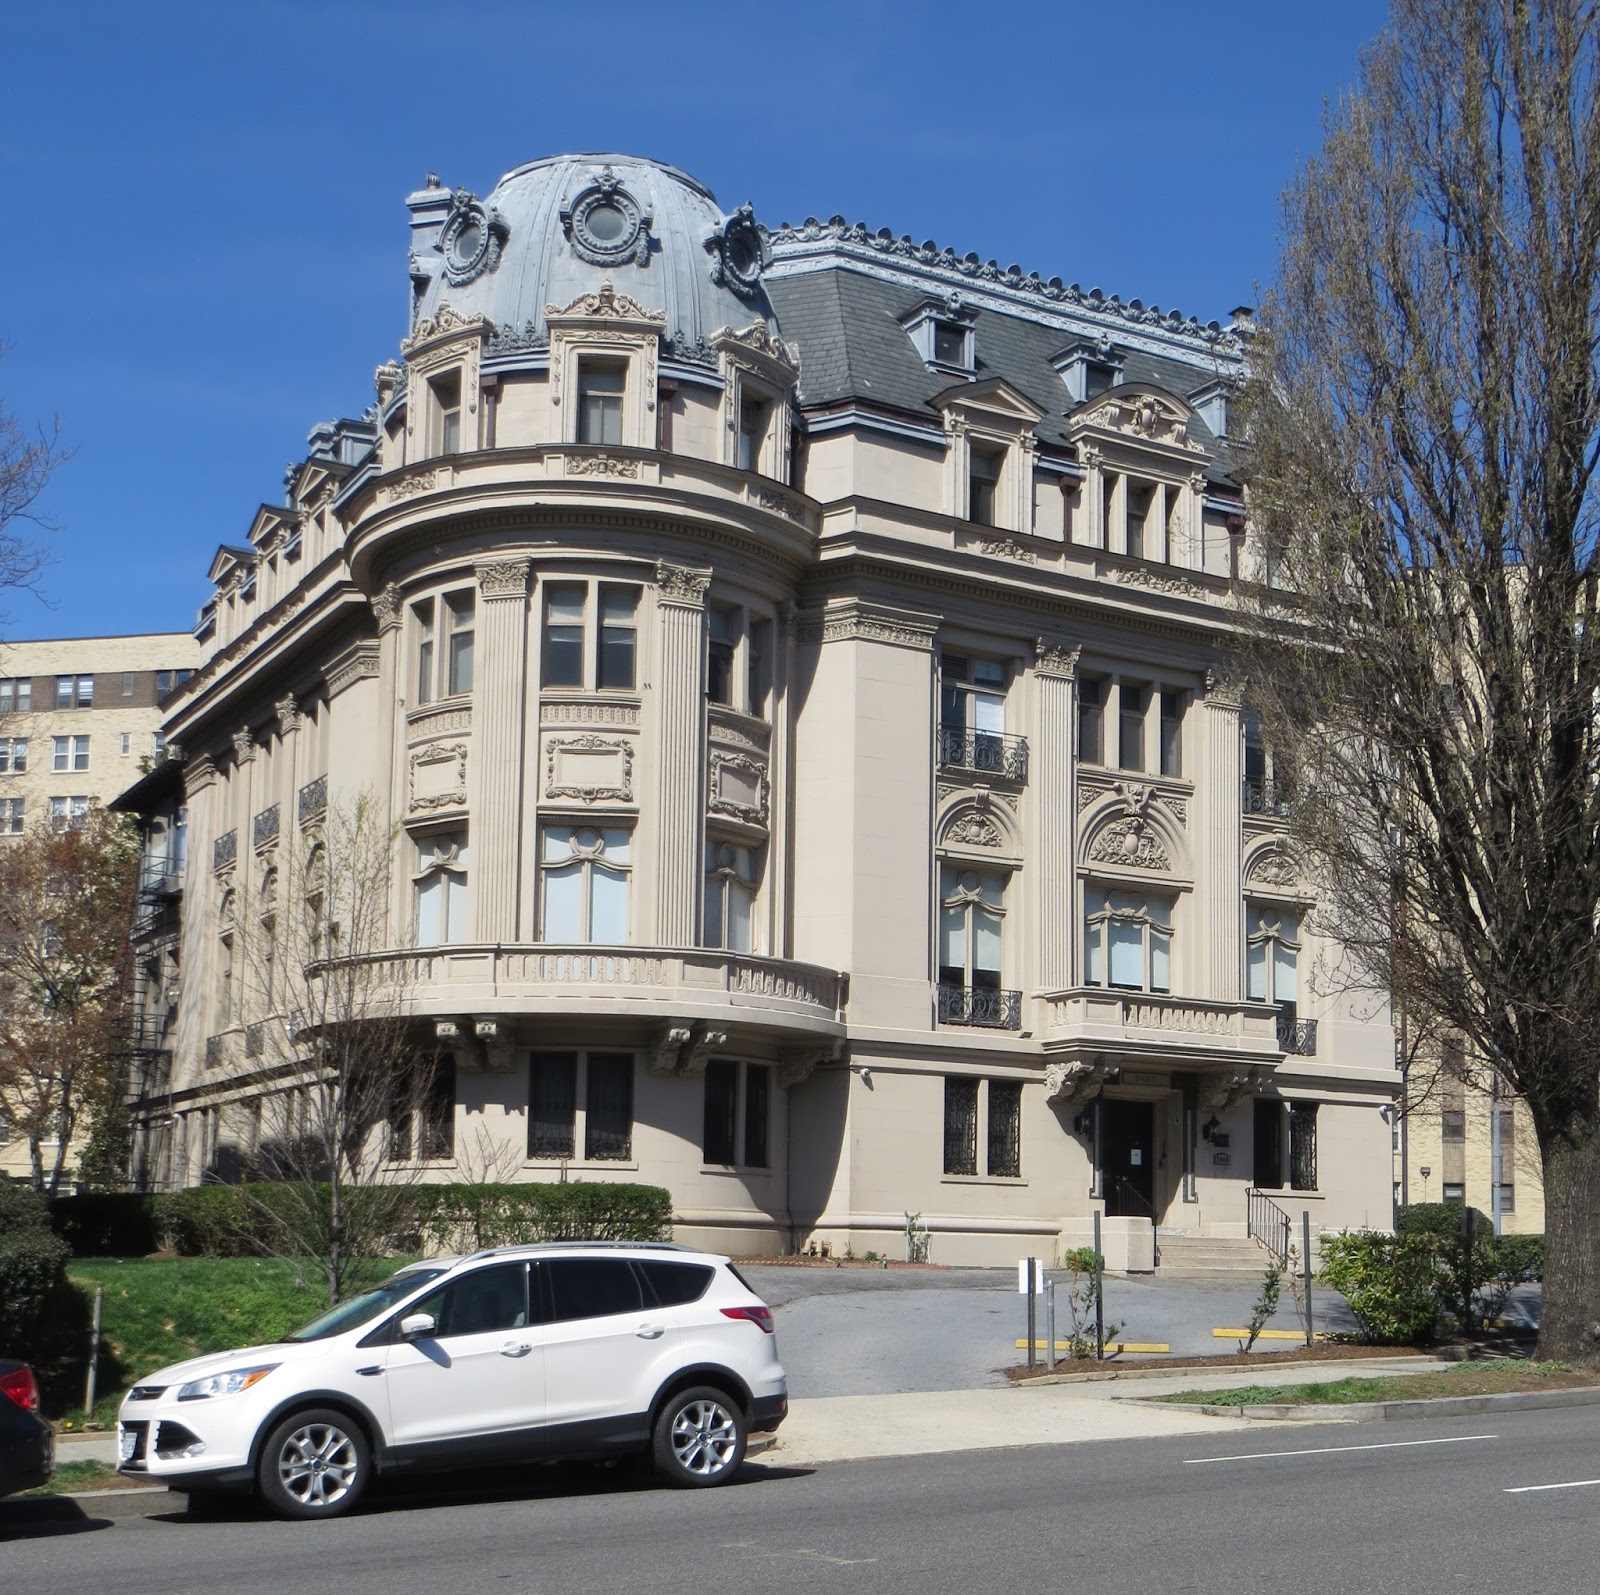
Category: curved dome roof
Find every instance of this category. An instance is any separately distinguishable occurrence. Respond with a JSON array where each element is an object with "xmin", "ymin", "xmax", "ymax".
[{"xmin": 409, "ymin": 153, "xmax": 775, "ymax": 349}]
